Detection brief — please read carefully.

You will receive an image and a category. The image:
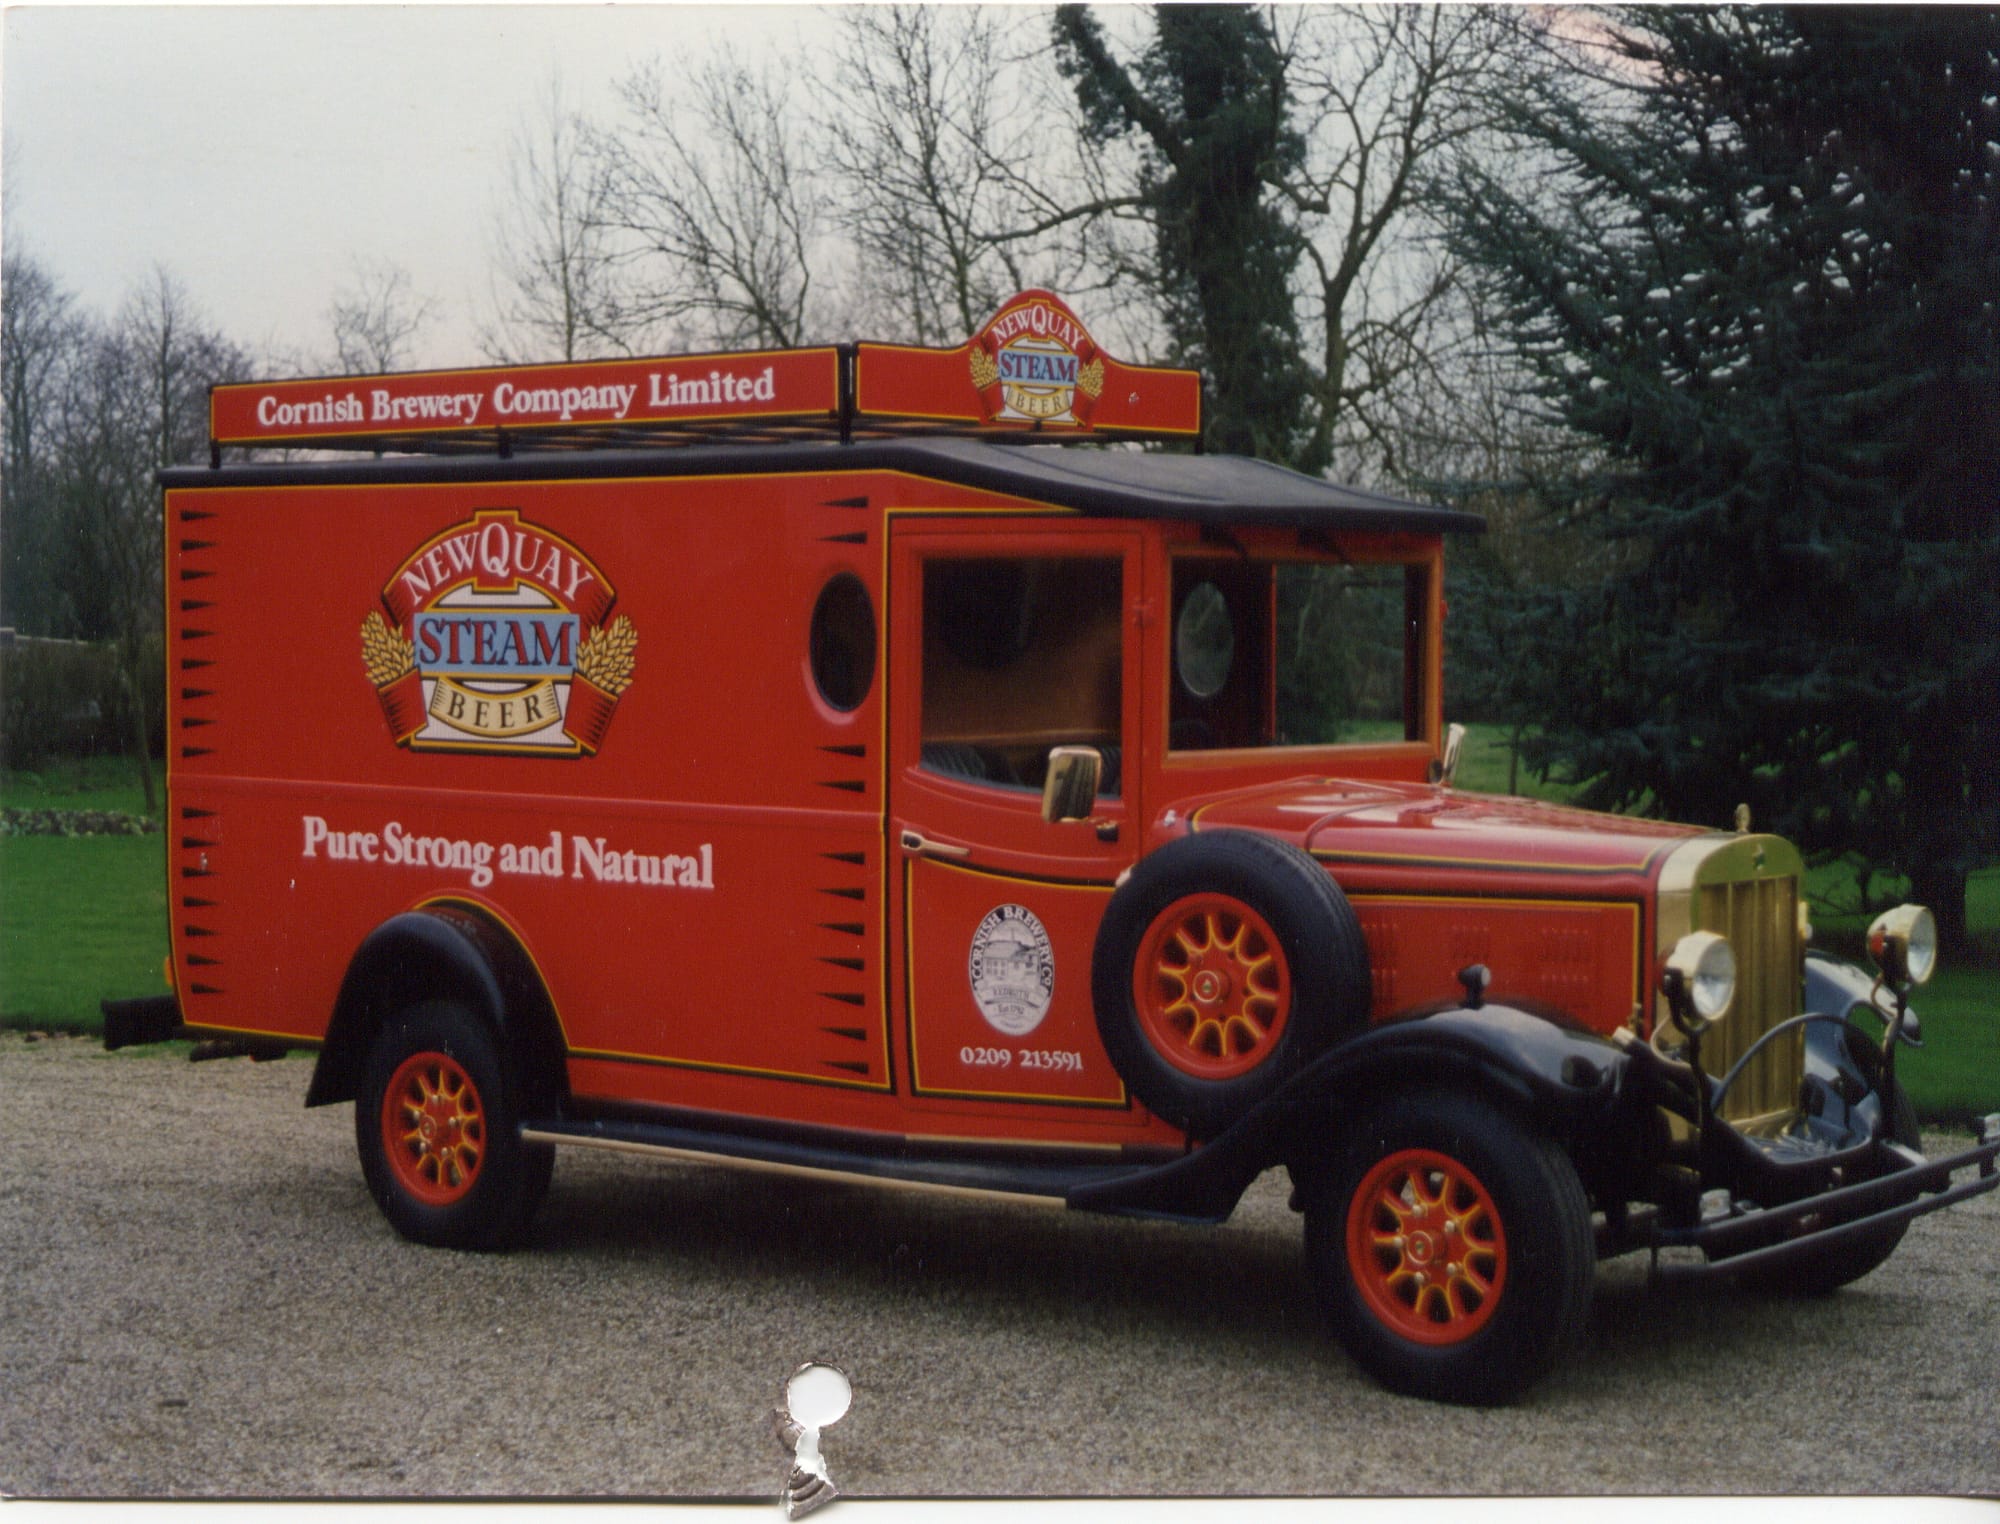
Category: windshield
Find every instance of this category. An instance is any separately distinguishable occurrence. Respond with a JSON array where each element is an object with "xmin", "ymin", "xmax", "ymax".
[{"xmin": 1169, "ymin": 553, "xmax": 1431, "ymax": 753}]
